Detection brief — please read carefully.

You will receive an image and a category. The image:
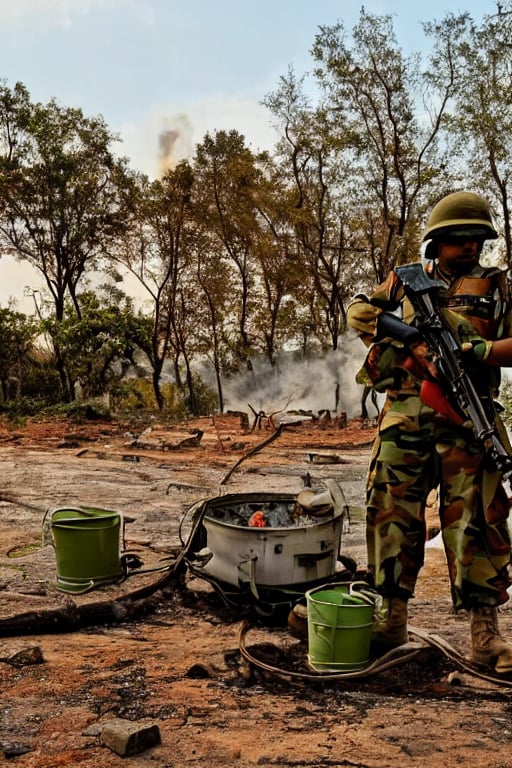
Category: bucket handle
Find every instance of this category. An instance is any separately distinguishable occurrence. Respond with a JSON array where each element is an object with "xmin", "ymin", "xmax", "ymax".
[
  {"xmin": 317, "ymin": 581, "xmax": 379, "ymax": 608},
  {"xmin": 347, "ymin": 581, "xmax": 377, "ymax": 605},
  {"xmin": 42, "ymin": 506, "xmax": 126, "ymax": 549},
  {"xmin": 347, "ymin": 581, "xmax": 383, "ymax": 614},
  {"xmin": 55, "ymin": 577, "xmax": 96, "ymax": 595},
  {"xmin": 49, "ymin": 505, "xmax": 121, "ymax": 518},
  {"xmin": 43, "ymin": 505, "xmax": 113, "ymax": 528}
]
